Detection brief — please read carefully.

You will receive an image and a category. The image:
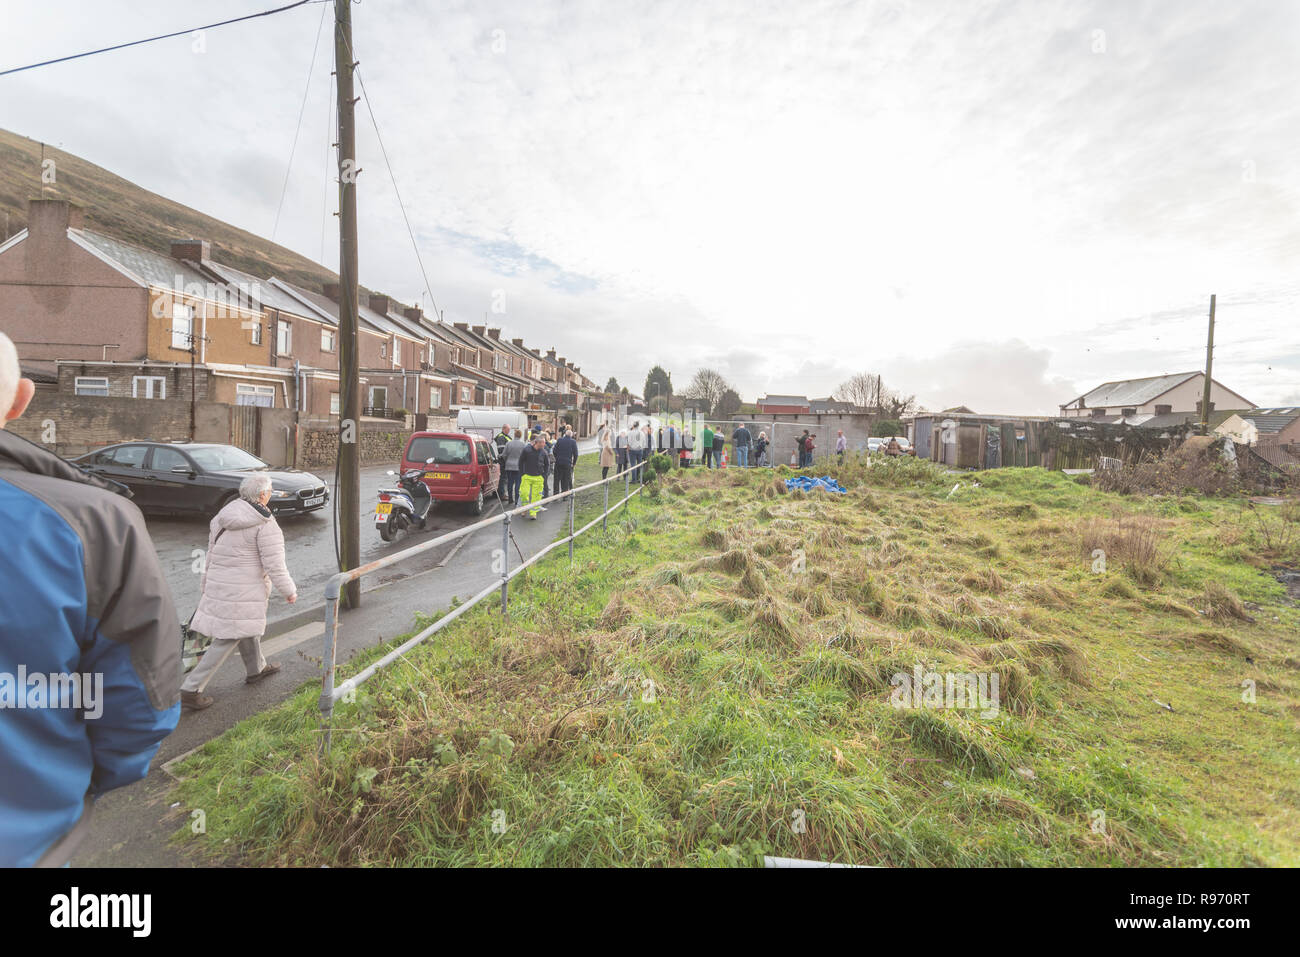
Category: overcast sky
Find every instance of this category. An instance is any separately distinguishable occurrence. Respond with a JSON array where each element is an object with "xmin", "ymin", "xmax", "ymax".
[{"xmin": 2, "ymin": 0, "xmax": 1298, "ymax": 412}]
